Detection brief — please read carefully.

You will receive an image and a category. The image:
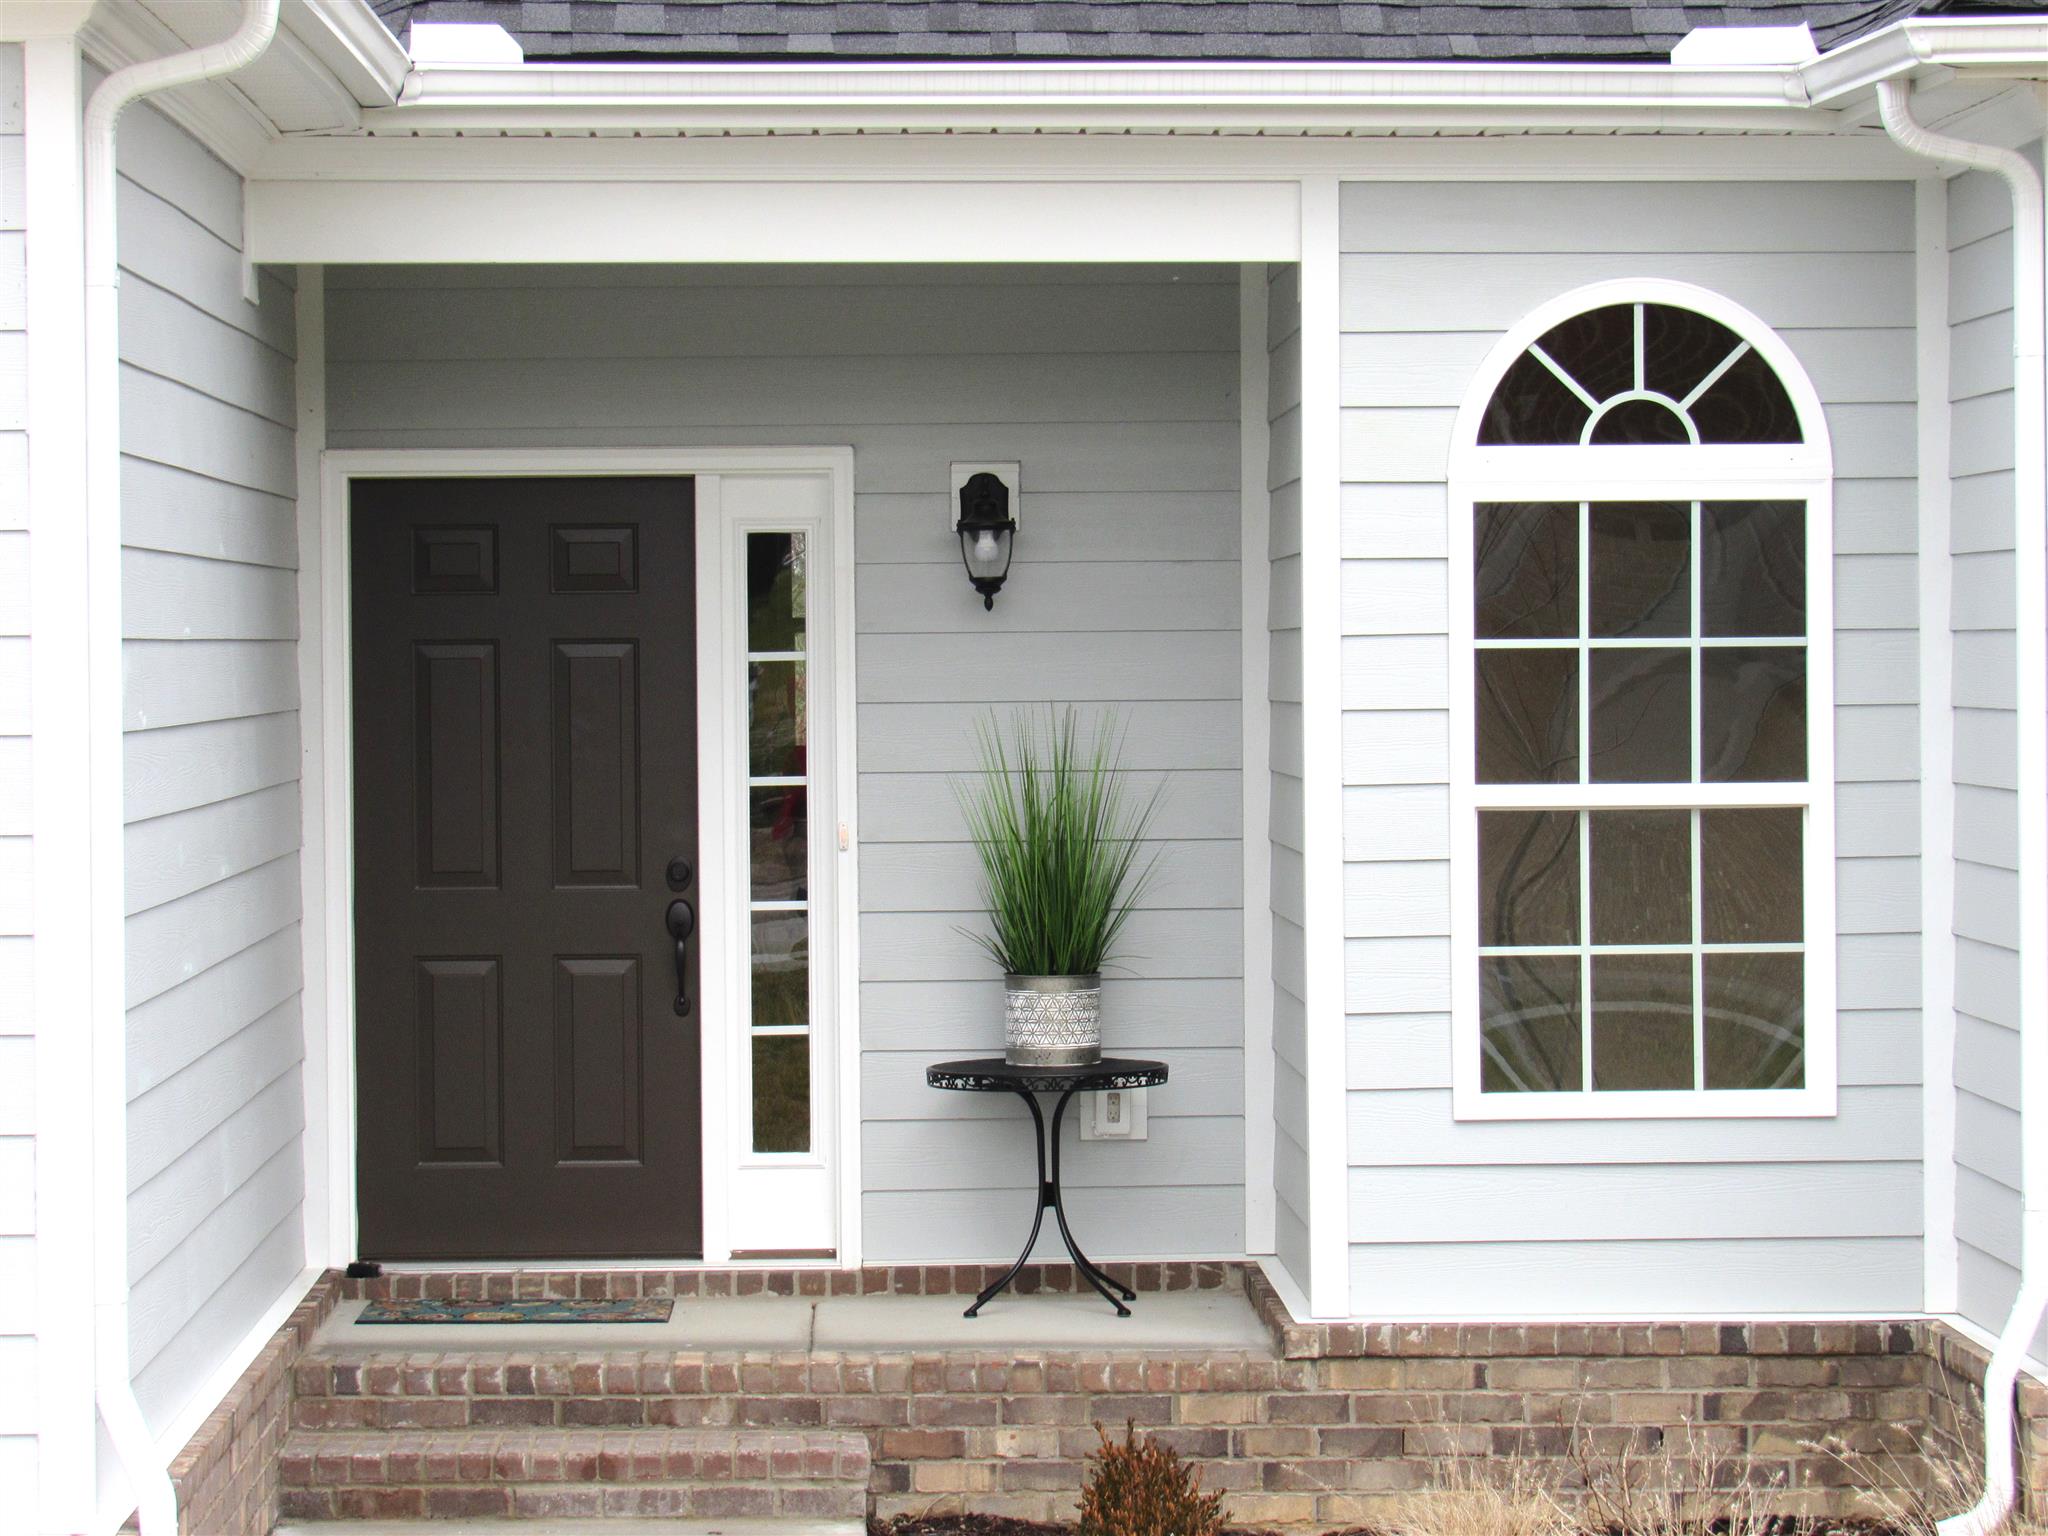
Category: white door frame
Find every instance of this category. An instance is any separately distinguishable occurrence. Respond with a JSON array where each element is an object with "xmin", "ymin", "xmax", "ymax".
[{"xmin": 310, "ymin": 446, "xmax": 861, "ymax": 1267}]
